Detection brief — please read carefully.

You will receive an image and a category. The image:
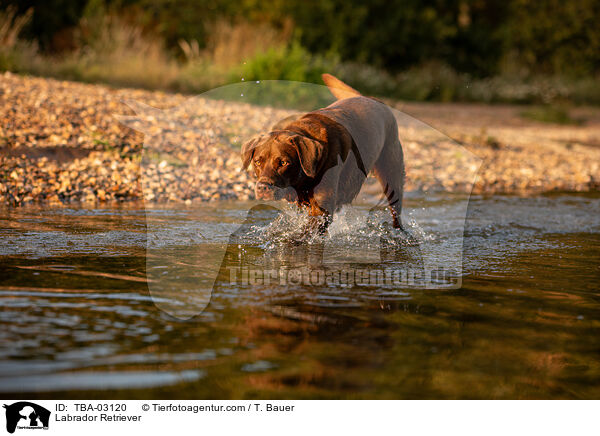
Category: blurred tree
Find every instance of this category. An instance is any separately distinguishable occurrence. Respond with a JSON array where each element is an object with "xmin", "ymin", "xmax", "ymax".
[
  {"xmin": 265, "ymin": 0, "xmax": 510, "ymax": 76},
  {"xmin": 507, "ymin": 0, "xmax": 600, "ymax": 76},
  {"xmin": 280, "ymin": 0, "xmax": 457, "ymax": 69},
  {"xmin": 448, "ymin": 0, "xmax": 510, "ymax": 76},
  {"xmin": 0, "ymin": 0, "xmax": 598, "ymax": 76},
  {"xmin": 133, "ymin": 0, "xmax": 221, "ymax": 50},
  {"xmin": 0, "ymin": 0, "xmax": 87, "ymax": 50}
]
